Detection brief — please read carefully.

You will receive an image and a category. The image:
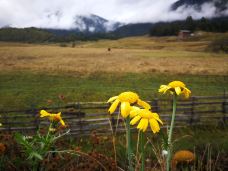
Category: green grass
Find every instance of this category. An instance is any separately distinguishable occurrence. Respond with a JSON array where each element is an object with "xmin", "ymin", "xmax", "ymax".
[
  {"xmin": 175, "ymin": 127, "xmax": 228, "ymax": 153},
  {"xmin": 0, "ymin": 71, "xmax": 227, "ymax": 111},
  {"xmin": 74, "ymin": 126, "xmax": 228, "ymax": 170}
]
